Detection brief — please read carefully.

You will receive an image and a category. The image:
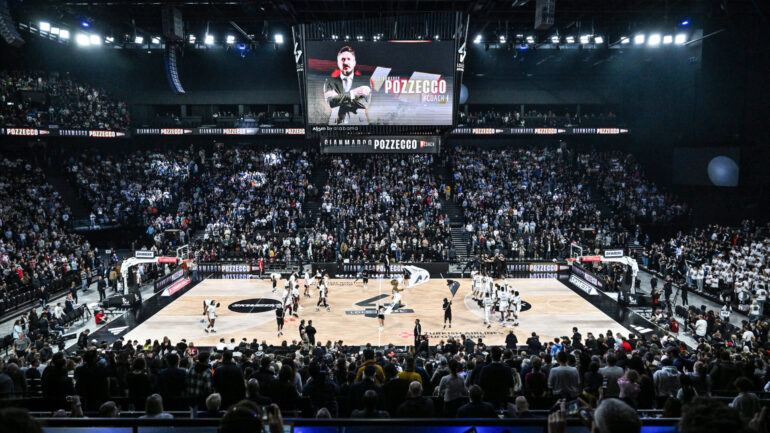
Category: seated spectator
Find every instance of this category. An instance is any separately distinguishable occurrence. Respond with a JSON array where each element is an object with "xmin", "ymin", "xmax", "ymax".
[
  {"xmin": 396, "ymin": 381, "xmax": 434, "ymax": 418},
  {"xmin": 139, "ymin": 394, "xmax": 173, "ymax": 419},
  {"xmin": 456, "ymin": 385, "xmax": 497, "ymax": 418},
  {"xmin": 350, "ymin": 390, "xmax": 389, "ymax": 418},
  {"xmin": 729, "ymin": 377, "xmax": 760, "ymax": 423},
  {"xmin": 98, "ymin": 401, "xmax": 119, "ymax": 418},
  {"xmin": 197, "ymin": 393, "xmax": 225, "ymax": 418}
]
